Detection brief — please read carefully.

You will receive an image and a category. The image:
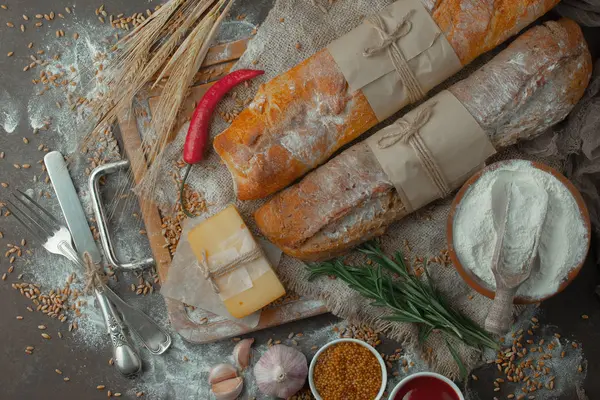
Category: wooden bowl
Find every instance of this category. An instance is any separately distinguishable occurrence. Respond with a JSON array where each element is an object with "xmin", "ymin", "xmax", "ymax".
[{"xmin": 446, "ymin": 160, "xmax": 591, "ymax": 304}]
